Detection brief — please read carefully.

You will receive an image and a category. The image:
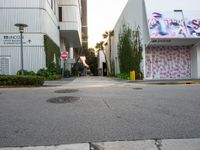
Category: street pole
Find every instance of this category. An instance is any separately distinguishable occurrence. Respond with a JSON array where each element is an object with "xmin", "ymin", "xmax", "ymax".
[
  {"xmin": 14, "ymin": 23, "xmax": 28, "ymax": 75},
  {"xmin": 20, "ymin": 31, "xmax": 24, "ymax": 75},
  {"xmin": 62, "ymin": 60, "xmax": 65, "ymax": 78}
]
